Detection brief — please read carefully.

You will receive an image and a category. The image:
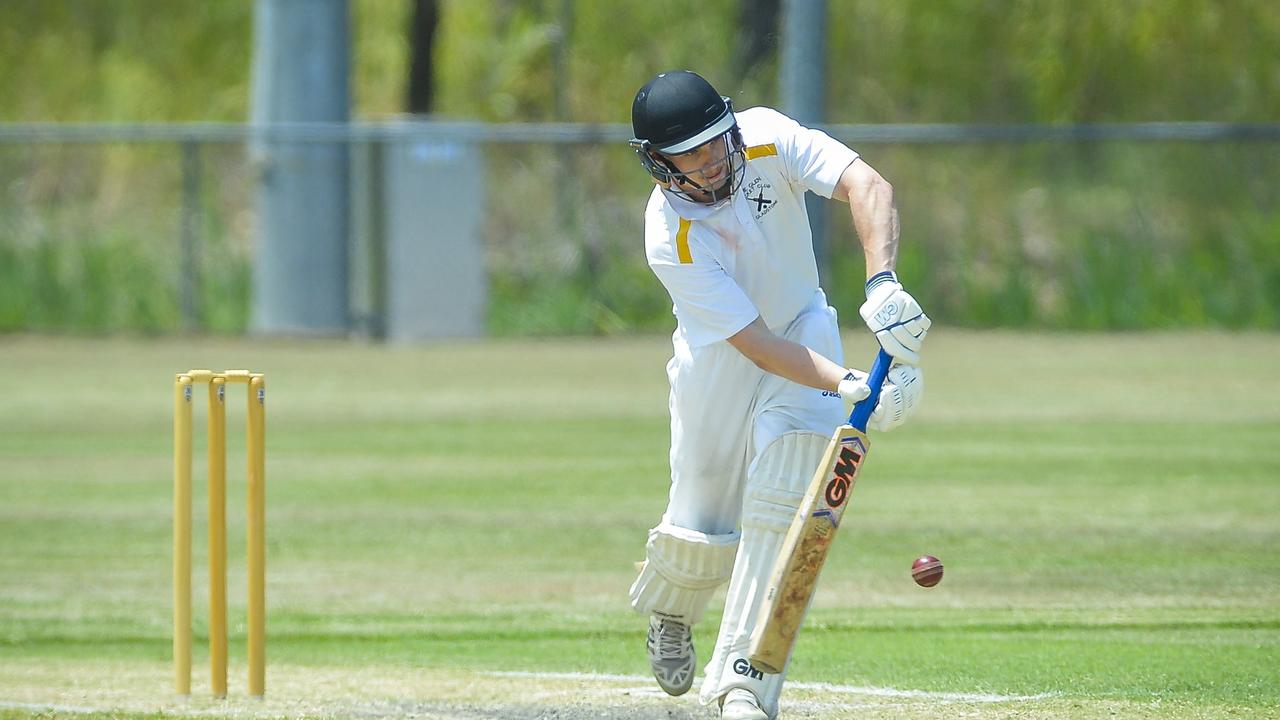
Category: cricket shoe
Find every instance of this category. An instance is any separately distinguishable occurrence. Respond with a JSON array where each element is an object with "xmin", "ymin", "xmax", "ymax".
[
  {"xmin": 646, "ymin": 615, "xmax": 695, "ymax": 696},
  {"xmin": 720, "ymin": 688, "xmax": 768, "ymax": 720}
]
